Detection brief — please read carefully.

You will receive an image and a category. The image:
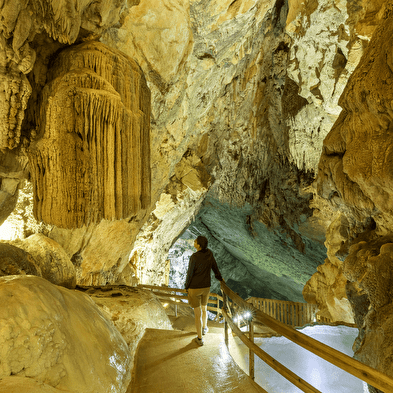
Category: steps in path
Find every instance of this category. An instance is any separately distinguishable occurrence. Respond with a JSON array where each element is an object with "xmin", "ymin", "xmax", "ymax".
[{"xmin": 131, "ymin": 327, "xmax": 267, "ymax": 393}]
